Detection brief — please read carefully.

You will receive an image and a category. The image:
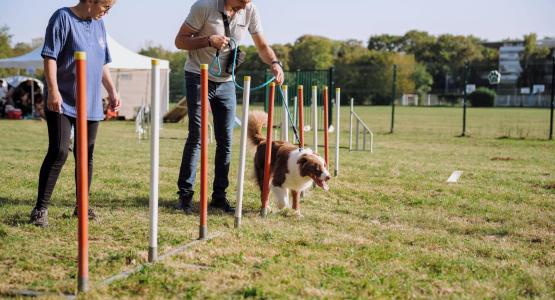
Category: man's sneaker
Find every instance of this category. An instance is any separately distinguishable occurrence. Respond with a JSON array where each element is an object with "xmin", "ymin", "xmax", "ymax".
[
  {"xmin": 178, "ymin": 192, "xmax": 193, "ymax": 214},
  {"xmin": 209, "ymin": 197, "xmax": 235, "ymax": 214},
  {"xmin": 30, "ymin": 207, "xmax": 48, "ymax": 227},
  {"xmin": 73, "ymin": 206, "xmax": 97, "ymax": 220}
]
